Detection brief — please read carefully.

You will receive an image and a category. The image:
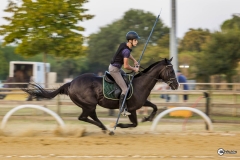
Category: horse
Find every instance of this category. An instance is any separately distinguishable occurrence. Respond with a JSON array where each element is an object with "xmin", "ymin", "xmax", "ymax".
[{"xmin": 22, "ymin": 58, "xmax": 179, "ymax": 134}]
